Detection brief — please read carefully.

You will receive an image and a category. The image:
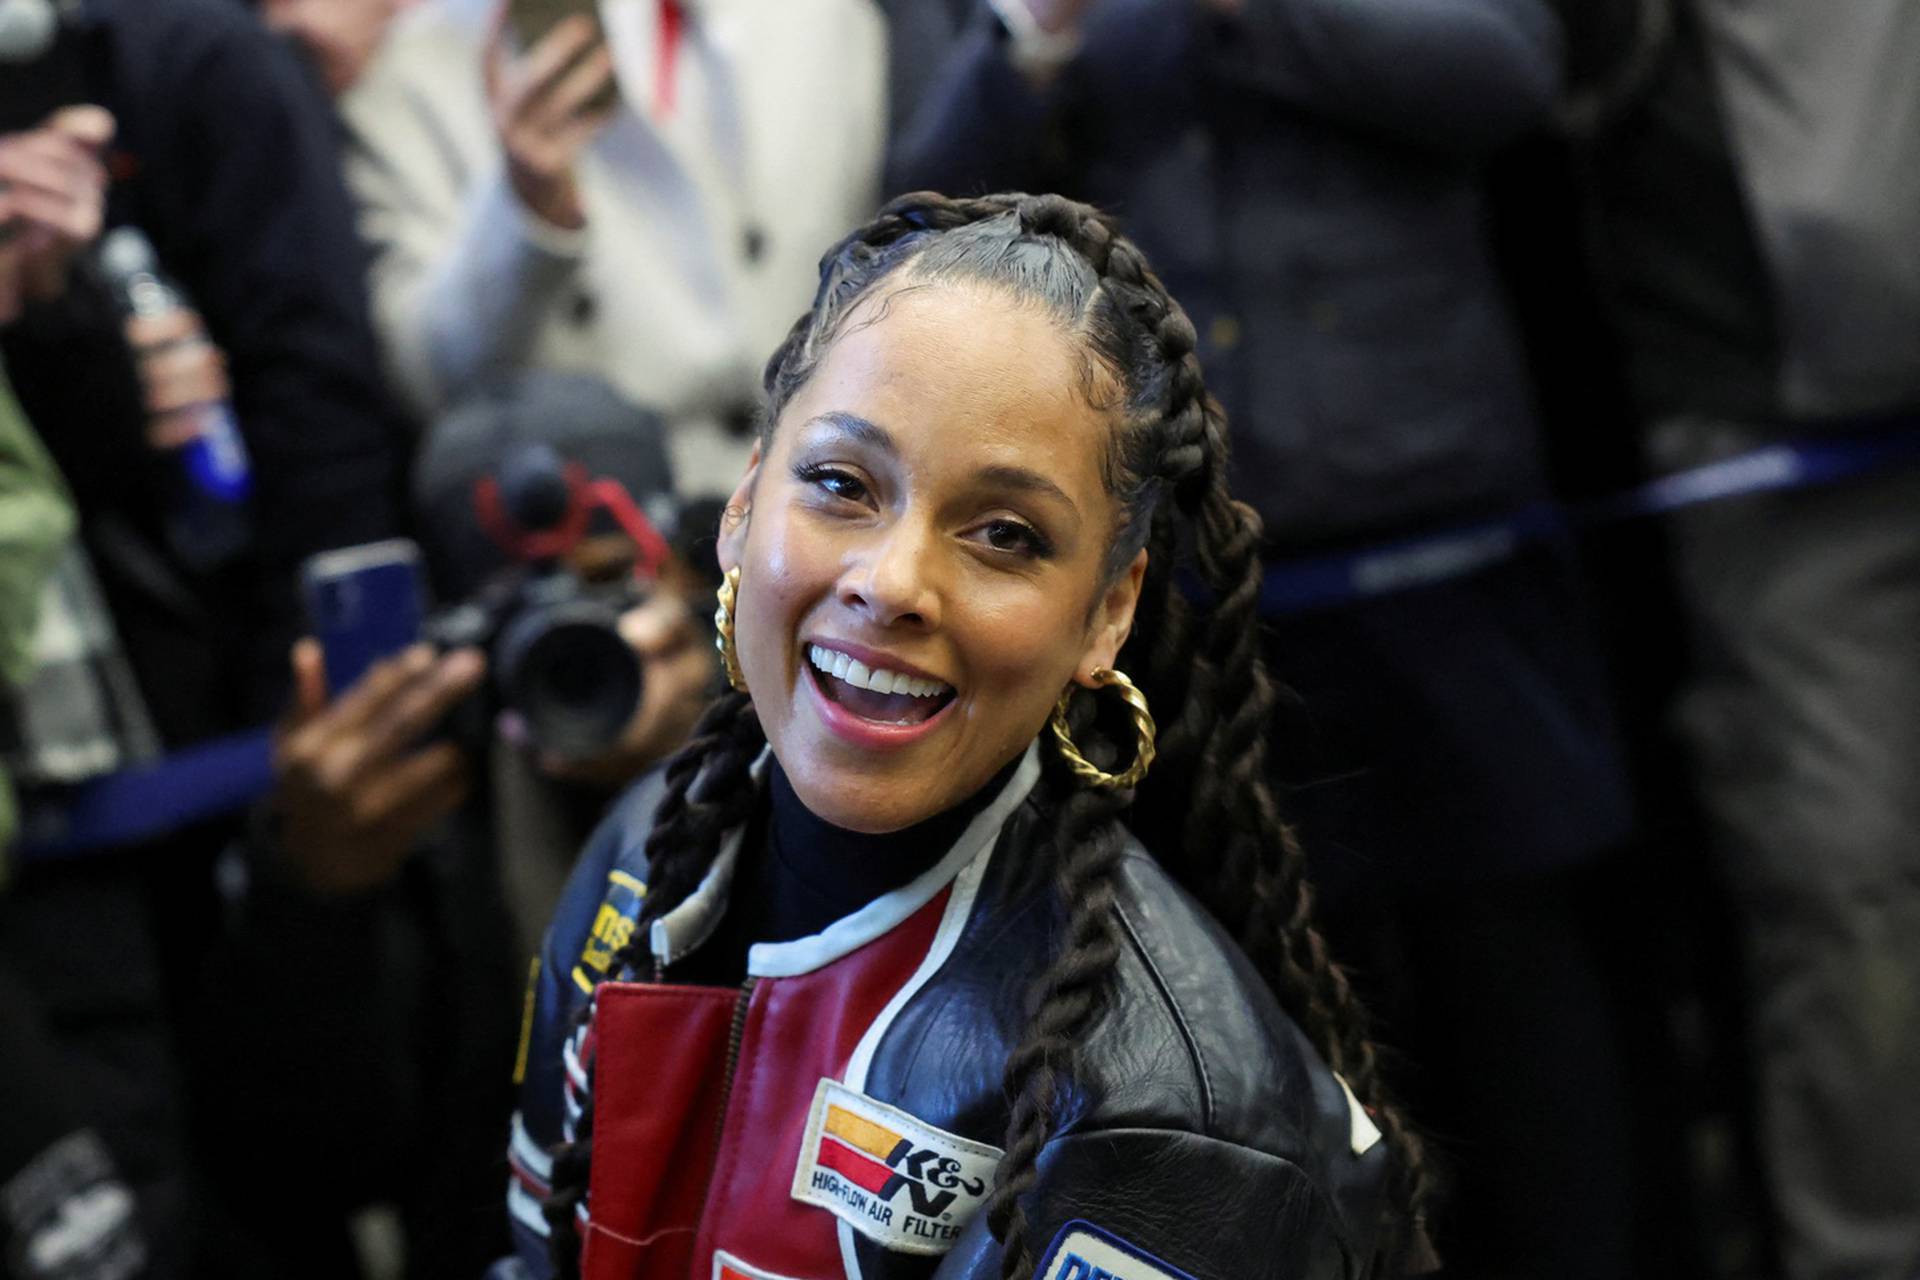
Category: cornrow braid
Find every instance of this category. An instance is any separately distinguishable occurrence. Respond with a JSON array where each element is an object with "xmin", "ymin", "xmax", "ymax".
[
  {"xmin": 619, "ymin": 692, "xmax": 767, "ymax": 967},
  {"xmin": 1153, "ymin": 350, "xmax": 1440, "ymax": 1261},
  {"xmin": 962, "ymin": 194, "xmax": 1436, "ymax": 1267},
  {"xmin": 982, "ymin": 759, "xmax": 1133, "ymax": 1280},
  {"xmin": 1121, "ymin": 244, "xmax": 1438, "ymax": 1255},
  {"xmin": 541, "ymin": 189, "xmax": 1432, "ymax": 1277},
  {"xmin": 543, "ymin": 692, "xmax": 765, "ymax": 1276}
]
